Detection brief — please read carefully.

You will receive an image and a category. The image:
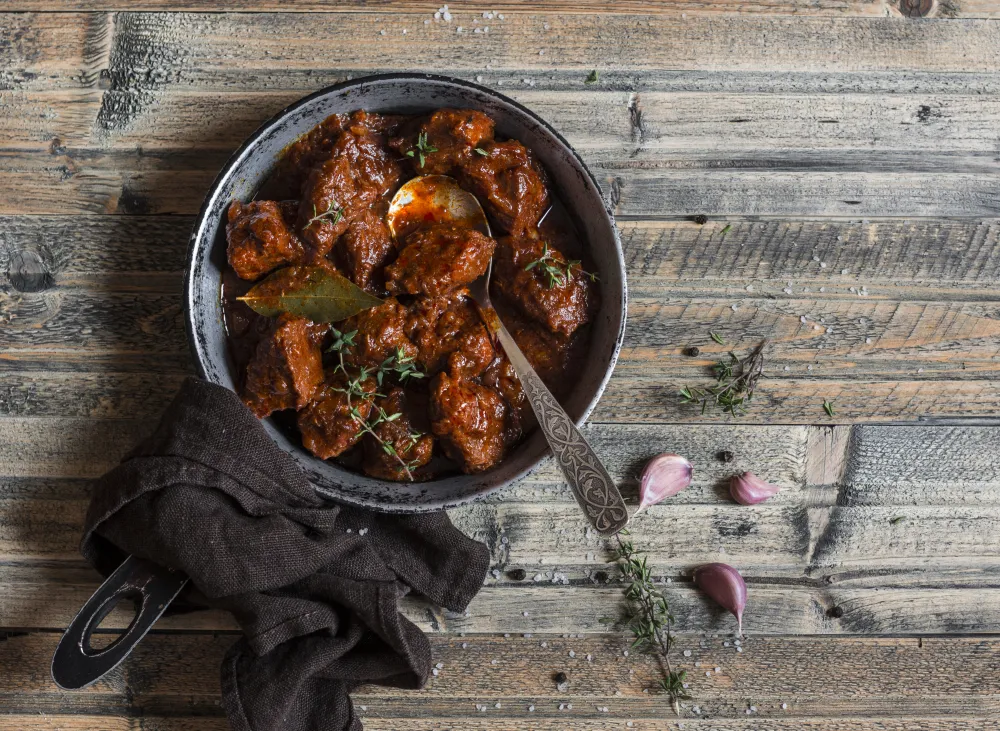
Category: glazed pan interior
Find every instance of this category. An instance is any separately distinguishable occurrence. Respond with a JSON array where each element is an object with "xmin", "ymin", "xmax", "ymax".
[{"xmin": 186, "ymin": 74, "xmax": 626, "ymax": 512}]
